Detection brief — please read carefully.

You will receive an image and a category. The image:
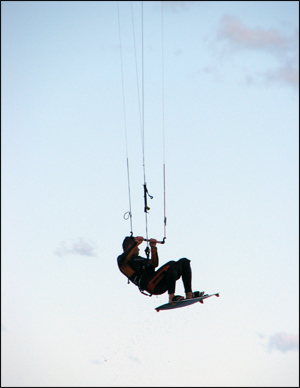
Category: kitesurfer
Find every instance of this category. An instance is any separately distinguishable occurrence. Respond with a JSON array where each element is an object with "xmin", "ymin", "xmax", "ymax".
[{"xmin": 117, "ymin": 235, "xmax": 204, "ymax": 303}]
